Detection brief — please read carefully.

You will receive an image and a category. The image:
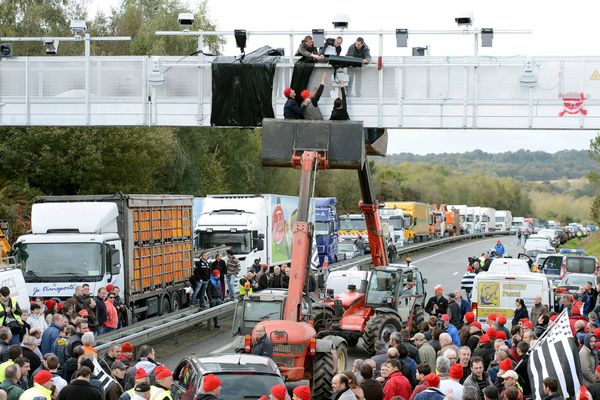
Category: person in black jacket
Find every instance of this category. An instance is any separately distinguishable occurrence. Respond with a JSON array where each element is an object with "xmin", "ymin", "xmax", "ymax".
[
  {"xmin": 94, "ymin": 287, "xmax": 108, "ymax": 335},
  {"xmin": 425, "ymin": 286, "xmax": 449, "ymax": 318},
  {"xmin": 447, "ymin": 293, "xmax": 463, "ymax": 329},
  {"xmin": 360, "ymin": 362, "xmax": 383, "ymax": 400},
  {"xmin": 58, "ymin": 366, "xmax": 102, "ymax": 400},
  {"xmin": 269, "ymin": 266, "xmax": 284, "ymax": 289},
  {"xmin": 251, "ymin": 324, "xmax": 273, "ymax": 358},
  {"xmin": 330, "ymin": 80, "xmax": 350, "ymax": 121},
  {"xmin": 191, "ymin": 252, "xmax": 210, "ymax": 308},
  {"xmin": 321, "ymin": 37, "xmax": 343, "ymax": 56},
  {"xmin": 283, "ymin": 87, "xmax": 311, "ymax": 119},
  {"xmin": 255, "ymin": 265, "xmax": 269, "ymax": 291},
  {"xmin": 512, "ymin": 298, "xmax": 529, "ymax": 326}
]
